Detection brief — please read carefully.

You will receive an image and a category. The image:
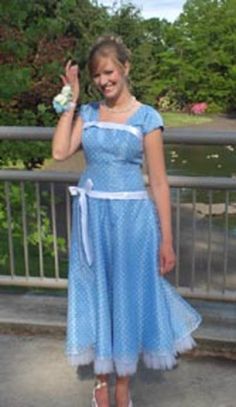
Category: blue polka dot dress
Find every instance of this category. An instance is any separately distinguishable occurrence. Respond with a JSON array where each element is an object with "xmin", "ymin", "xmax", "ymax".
[{"xmin": 66, "ymin": 102, "xmax": 201, "ymax": 376}]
